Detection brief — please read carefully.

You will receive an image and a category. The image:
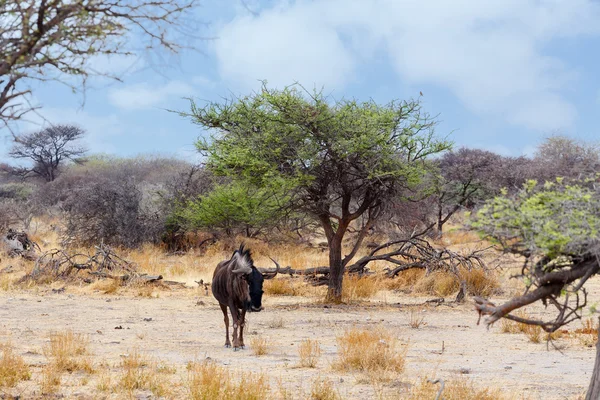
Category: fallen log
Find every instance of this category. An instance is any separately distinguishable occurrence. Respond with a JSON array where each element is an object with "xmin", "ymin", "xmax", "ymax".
[{"xmin": 162, "ymin": 280, "xmax": 188, "ymax": 288}]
